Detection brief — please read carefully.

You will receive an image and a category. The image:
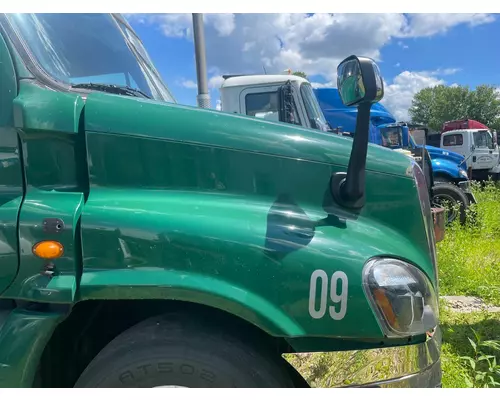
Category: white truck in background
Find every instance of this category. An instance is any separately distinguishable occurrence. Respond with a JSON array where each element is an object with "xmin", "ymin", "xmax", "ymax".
[
  {"xmin": 219, "ymin": 73, "xmax": 332, "ymax": 132},
  {"xmin": 440, "ymin": 123, "xmax": 500, "ymax": 181}
]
